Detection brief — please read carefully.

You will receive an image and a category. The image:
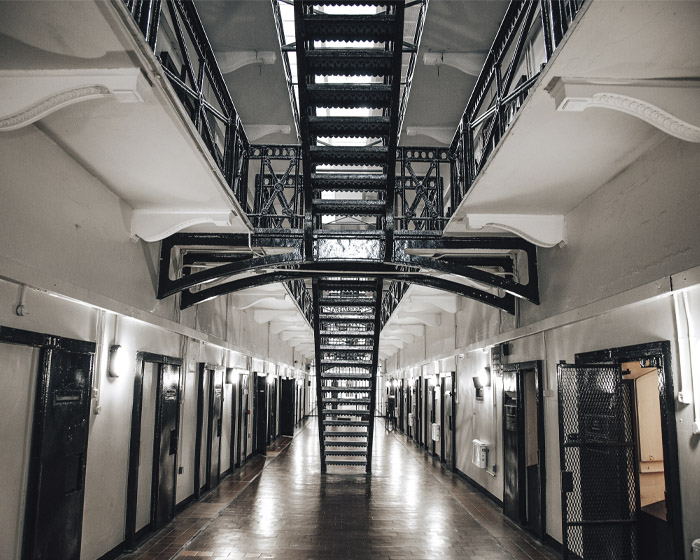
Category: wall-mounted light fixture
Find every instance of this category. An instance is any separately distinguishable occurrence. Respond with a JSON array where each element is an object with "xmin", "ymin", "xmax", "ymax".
[
  {"xmin": 226, "ymin": 368, "xmax": 243, "ymax": 385},
  {"xmin": 472, "ymin": 376, "xmax": 484, "ymax": 400},
  {"xmin": 266, "ymin": 373, "xmax": 275, "ymax": 385},
  {"xmin": 108, "ymin": 344, "xmax": 125, "ymax": 378},
  {"xmin": 480, "ymin": 366, "xmax": 492, "ymax": 388}
]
